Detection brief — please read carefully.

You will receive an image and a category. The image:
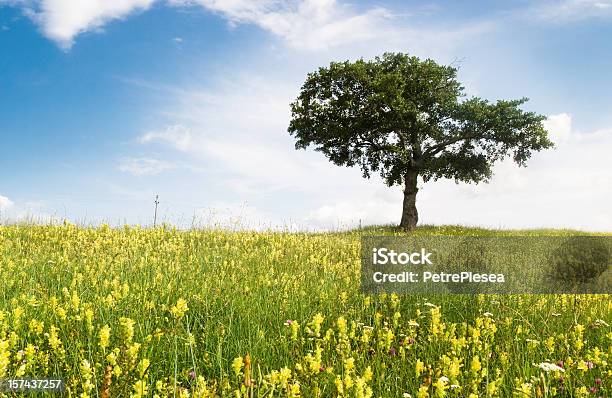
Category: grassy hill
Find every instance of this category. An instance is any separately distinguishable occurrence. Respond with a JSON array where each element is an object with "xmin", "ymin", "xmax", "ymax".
[{"xmin": 344, "ymin": 224, "xmax": 611, "ymax": 236}]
